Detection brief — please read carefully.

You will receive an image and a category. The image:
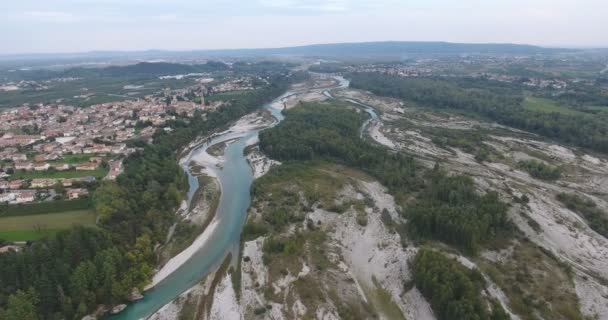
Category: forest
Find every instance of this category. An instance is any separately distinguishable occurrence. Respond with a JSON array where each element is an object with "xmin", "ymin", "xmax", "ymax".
[
  {"xmin": 412, "ymin": 249, "xmax": 509, "ymax": 320},
  {"xmin": 349, "ymin": 73, "xmax": 608, "ymax": 153},
  {"xmin": 259, "ymin": 102, "xmax": 420, "ymax": 193},
  {"xmin": 406, "ymin": 167, "xmax": 512, "ymax": 253},
  {"xmin": 0, "ymin": 73, "xmax": 291, "ymax": 320}
]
